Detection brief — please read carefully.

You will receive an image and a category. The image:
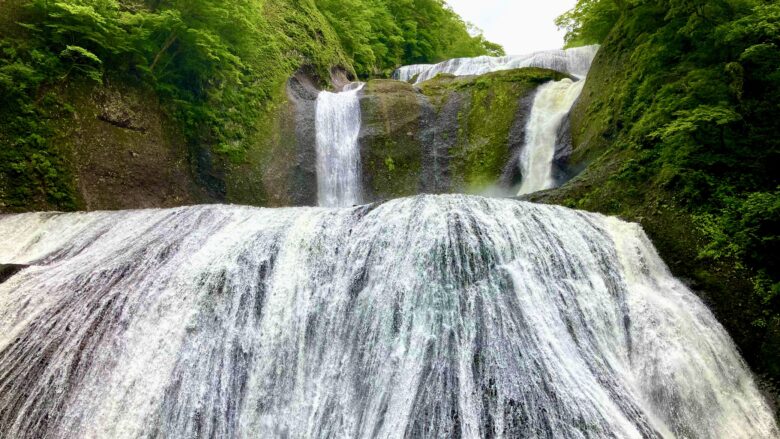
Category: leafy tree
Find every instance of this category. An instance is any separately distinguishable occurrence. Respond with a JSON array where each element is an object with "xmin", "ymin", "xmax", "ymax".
[
  {"xmin": 316, "ymin": 0, "xmax": 504, "ymax": 77},
  {"xmin": 555, "ymin": 0, "xmax": 620, "ymax": 47}
]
